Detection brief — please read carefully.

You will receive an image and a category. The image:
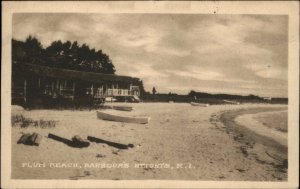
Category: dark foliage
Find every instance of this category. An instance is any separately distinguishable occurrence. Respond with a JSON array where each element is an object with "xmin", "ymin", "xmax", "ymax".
[
  {"xmin": 12, "ymin": 36, "xmax": 44, "ymax": 65},
  {"xmin": 141, "ymin": 91, "xmax": 287, "ymax": 104},
  {"xmin": 138, "ymin": 80, "xmax": 146, "ymax": 95},
  {"xmin": 188, "ymin": 90, "xmax": 261, "ymax": 100},
  {"xmin": 12, "ymin": 36, "xmax": 116, "ymax": 74}
]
